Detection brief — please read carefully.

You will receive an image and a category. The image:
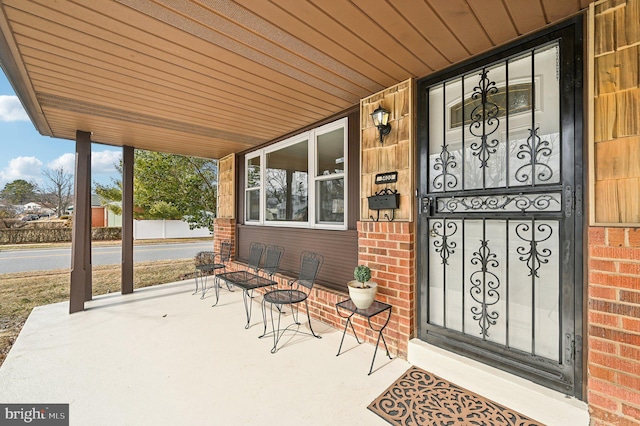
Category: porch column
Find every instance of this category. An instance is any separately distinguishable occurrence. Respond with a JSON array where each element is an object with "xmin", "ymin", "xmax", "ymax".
[
  {"xmin": 69, "ymin": 130, "xmax": 92, "ymax": 313},
  {"xmin": 122, "ymin": 145, "xmax": 134, "ymax": 294}
]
